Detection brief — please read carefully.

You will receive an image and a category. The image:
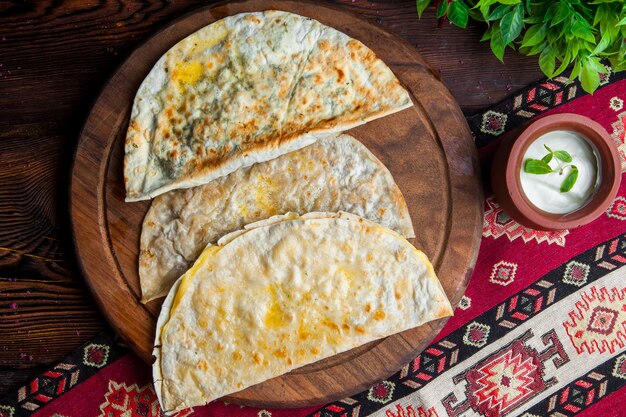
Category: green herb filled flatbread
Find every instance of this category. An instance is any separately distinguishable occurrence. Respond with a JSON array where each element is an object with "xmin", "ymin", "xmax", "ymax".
[{"xmin": 124, "ymin": 11, "xmax": 412, "ymax": 201}]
